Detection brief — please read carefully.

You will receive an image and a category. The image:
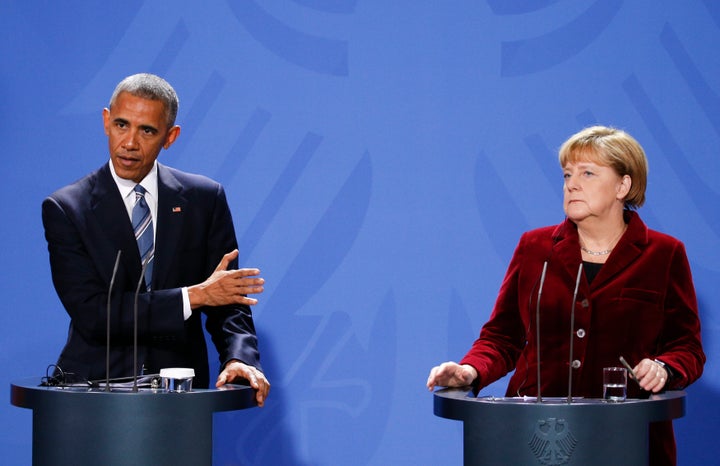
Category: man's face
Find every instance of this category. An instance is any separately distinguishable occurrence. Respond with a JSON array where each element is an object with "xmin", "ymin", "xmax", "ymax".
[{"xmin": 102, "ymin": 92, "xmax": 180, "ymax": 183}]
